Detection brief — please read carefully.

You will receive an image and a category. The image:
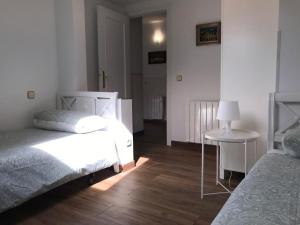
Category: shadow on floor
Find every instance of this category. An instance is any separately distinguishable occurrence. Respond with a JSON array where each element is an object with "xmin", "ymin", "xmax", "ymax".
[
  {"xmin": 133, "ymin": 120, "xmax": 167, "ymax": 161},
  {"xmin": 134, "ymin": 120, "xmax": 166, "ymax": 145}
]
